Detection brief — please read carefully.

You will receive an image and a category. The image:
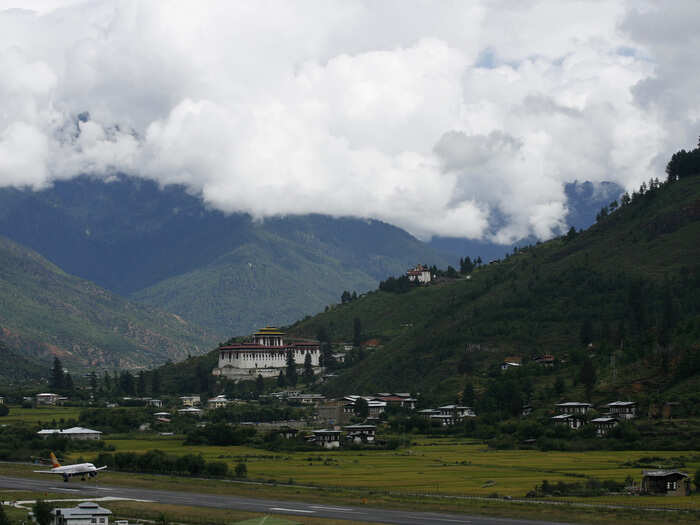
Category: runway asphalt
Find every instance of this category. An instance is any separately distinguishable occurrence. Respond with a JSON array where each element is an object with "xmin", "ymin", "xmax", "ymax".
[{"xmin": 0, "ymin": 474, "xmax": 570, "ymax": 525}]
